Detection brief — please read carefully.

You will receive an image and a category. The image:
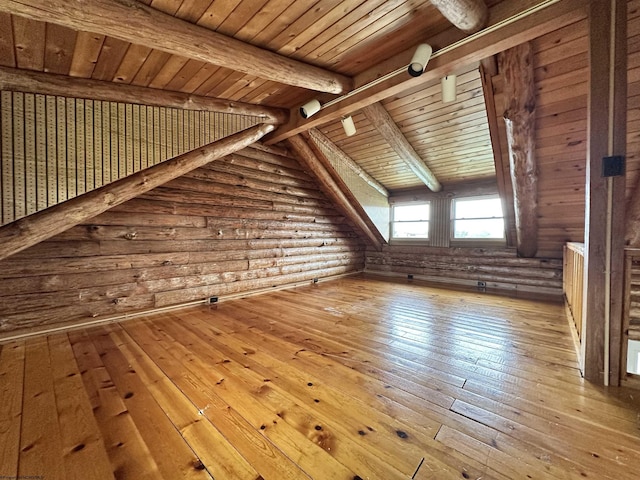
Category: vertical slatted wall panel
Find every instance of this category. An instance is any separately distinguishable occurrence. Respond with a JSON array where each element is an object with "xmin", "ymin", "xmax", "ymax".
[
  {"xmin": 0, "ymin": 92, "xmax": 260, "ymax": 226},
  {"xmin": 430, "ymin": 197, "xmax": 450, "ymax": 248}
]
